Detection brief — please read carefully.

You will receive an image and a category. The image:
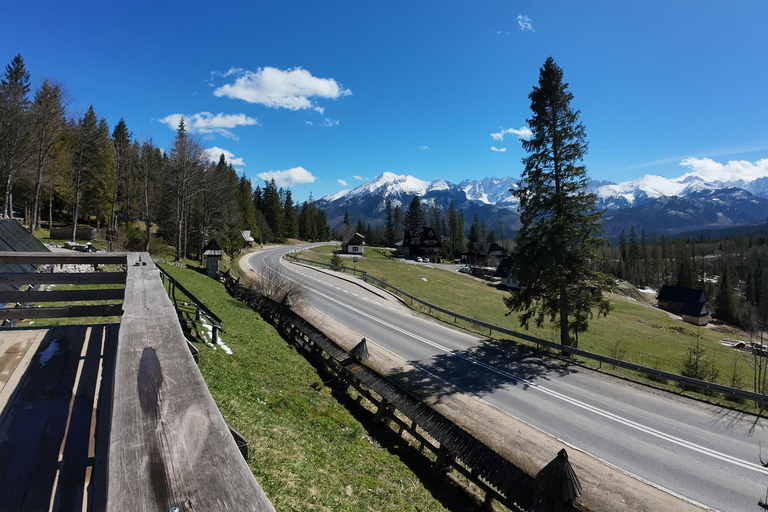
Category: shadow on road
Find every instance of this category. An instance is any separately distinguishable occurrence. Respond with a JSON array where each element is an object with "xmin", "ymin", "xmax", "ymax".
[{"xmin": 390, "ymin": 338, "xmax": 576, "ymax": 401}]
